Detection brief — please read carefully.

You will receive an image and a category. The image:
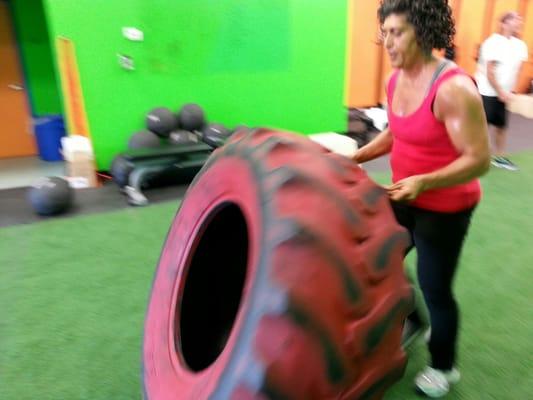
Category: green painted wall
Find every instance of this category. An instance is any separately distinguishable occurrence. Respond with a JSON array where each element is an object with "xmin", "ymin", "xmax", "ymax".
[
  {"xmin": 10, "ymin": 0, "xmax": 62, "ymax": 116},
  {"xmin": 43, "ymin": 0, "xmax": 348, "ymax": 169}
]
